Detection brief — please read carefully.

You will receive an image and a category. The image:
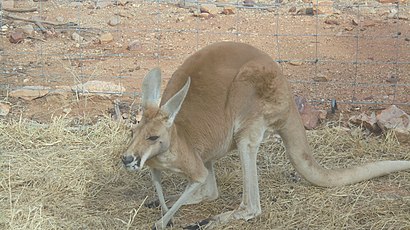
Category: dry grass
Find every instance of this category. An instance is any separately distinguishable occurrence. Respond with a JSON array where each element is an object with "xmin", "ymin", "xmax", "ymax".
[{"xmin": 0, "ymin": 118, "xmax": 409, "ymax": 229}]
